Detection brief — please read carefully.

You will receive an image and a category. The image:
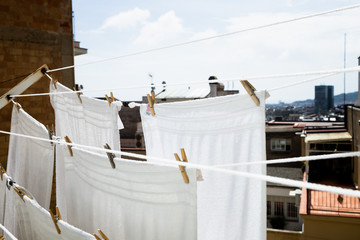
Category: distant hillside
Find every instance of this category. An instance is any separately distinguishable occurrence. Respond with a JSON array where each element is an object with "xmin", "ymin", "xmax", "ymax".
[
  {"xmin": 292, "ymin": 98, "xmax": 313, "ymax": 106},
  {"xmin": 334, "ymin": 91, "xmax": 358, "ymax": 105},
  {"xmin": 277, "ymin": 91, "xmax": 358, "ymax": 106}
]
